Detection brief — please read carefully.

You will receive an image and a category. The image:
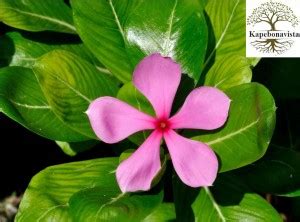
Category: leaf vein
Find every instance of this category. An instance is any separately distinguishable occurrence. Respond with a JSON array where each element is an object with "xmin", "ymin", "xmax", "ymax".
[
  {"xmin": 203, "ymin": 0, "xmax": 240, "ymax": 69},
  {"xmin": 204, "ymin": 187, "xmax": 226, "ymax": 222},
  {"xmin": 0, "ymin": 7, "xmax": 76, "ymax": 32},
  {"xmin": 108, "ymin": 0, "xmax": 125, "ymax": 41}
]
